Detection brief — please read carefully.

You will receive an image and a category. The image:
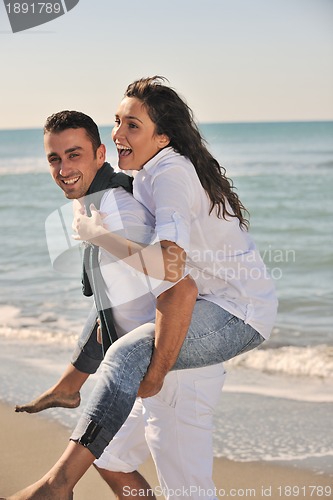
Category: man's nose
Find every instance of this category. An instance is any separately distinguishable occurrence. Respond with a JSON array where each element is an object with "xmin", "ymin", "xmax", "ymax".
[{"xmin": 59, "ymin": 159, "xmax": 71, "ymax": 177}]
